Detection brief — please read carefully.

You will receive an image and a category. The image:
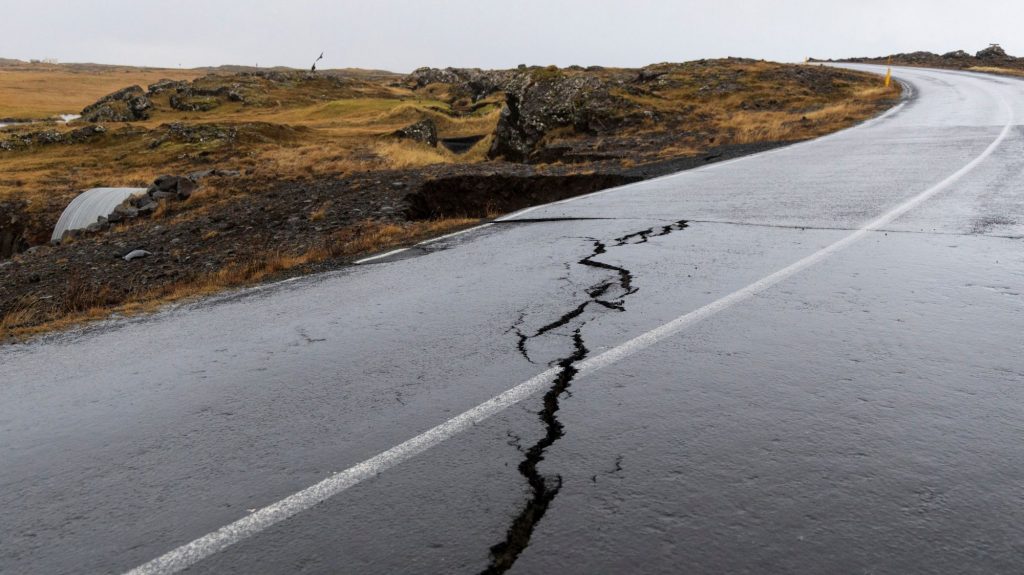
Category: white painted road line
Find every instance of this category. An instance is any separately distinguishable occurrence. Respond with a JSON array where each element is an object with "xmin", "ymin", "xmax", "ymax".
[
  {"xmin": 125, "ymin": 83, "xmax": 1011, "ymax": 575},
  {"xmin": 496, "ymin": 72, "xmax": 910, "ymax": 223},
  {"xmin": 355, "ymin": 223, "xmax": 494, "ymax": 264},
  {"xmin": 353, "ymin": 247, "xmax": 412, "ymax": 264}
]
